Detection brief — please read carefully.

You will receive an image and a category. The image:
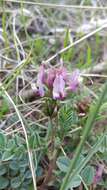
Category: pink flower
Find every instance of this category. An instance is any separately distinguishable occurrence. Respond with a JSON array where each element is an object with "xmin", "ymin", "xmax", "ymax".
[
  {"xmin": 53, "ymin": 74, "xmax": 66, "ymax": 100},
  {"xmin": 68, "ymin": 69, "xmax": 80, "ymax": 91},
  {"xmin": 37, "ymin": 65, "xmax": 46, "ymax": 97},
  {"xmin": 32, "ymin": 64, "xmax": 80, "ymax": 99},
  {"xmin": 93, "ymin": 164, "xmax": 104, "ymax": 185}
]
